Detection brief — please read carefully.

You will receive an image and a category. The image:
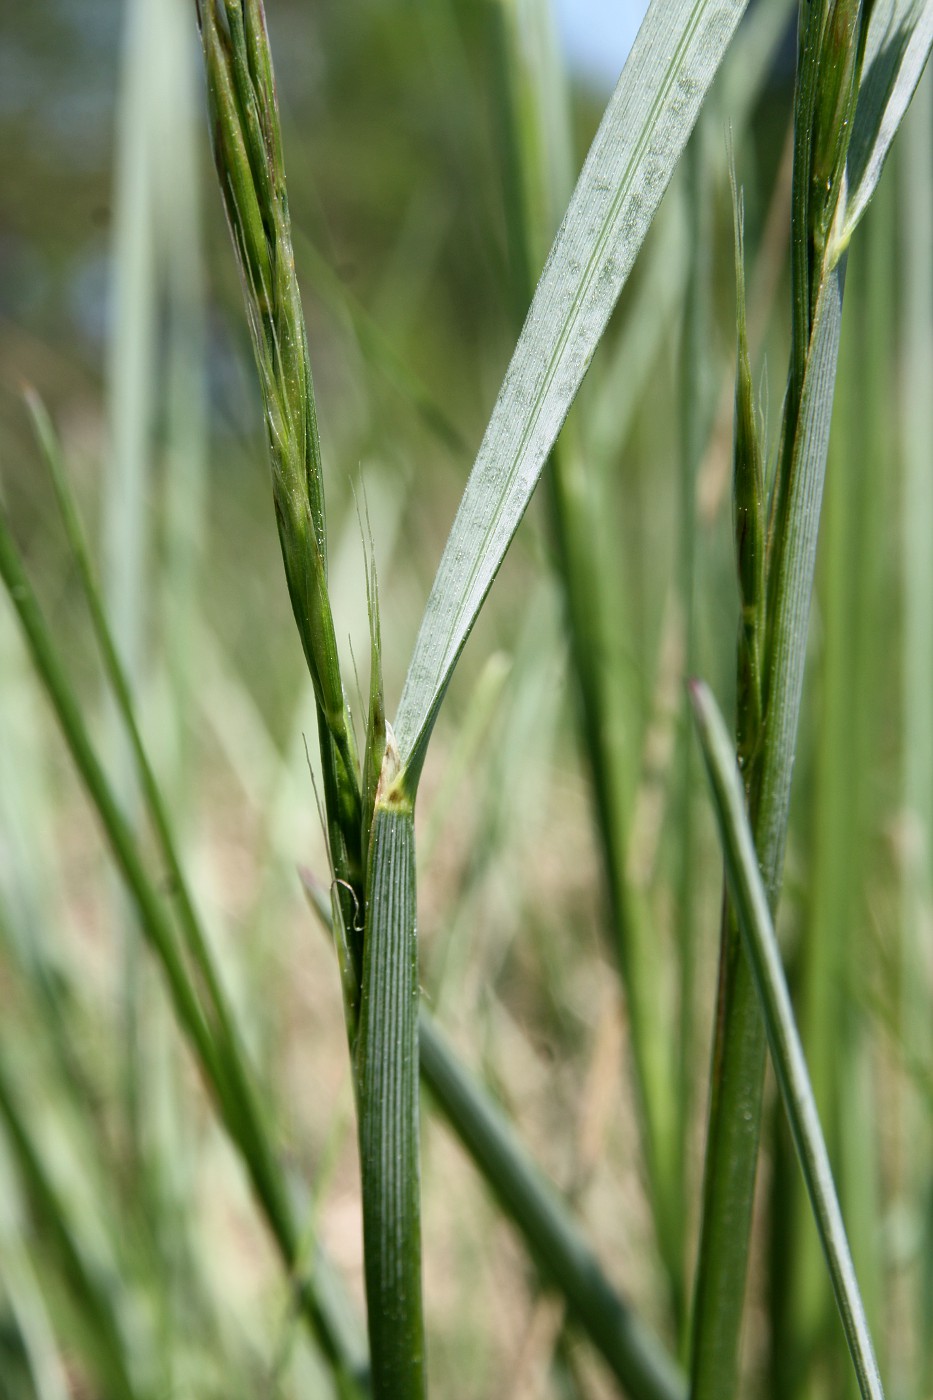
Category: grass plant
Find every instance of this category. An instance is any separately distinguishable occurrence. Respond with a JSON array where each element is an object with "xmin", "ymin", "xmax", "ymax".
[{"xmin": 1, "ymin": 1, "xmax": 932, "ymax": 1397}]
